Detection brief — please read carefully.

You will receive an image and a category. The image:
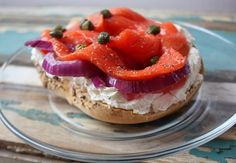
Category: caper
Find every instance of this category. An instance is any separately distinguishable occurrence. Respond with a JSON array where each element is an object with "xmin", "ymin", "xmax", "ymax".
[
  {"xmin": 80, "ymin": 19, "xmax": 94, "ymax": 30},
  {"xmin": 98, "ymin": 32, "xmax": 110, "ymax": 44},
  {"xmin": 54, "ymin": 25, "xmax": 66, "ymax": 32},
  {"xmin": 146, "ymin": 25, "xmax": 160, "ymax": 35},
  {"xmin": 49, "ymin": 25, "xmax": 66, "ymax": 39},
  {"xmin": 75, "ymin": 44, "xmax": 86, "ymax": 50},
  {"xmin": 80, "ymin": 19, "xmax": 88, "ymax": 26},
  {"xmin": 150, "ymin": 56, "xmax": 160, "ymax": 65},
  {"xmin": 100, "ymin": 9, "xmax": 112, "ymax": 18},
  {"xmin": 49, "ymin": 30, "xmax": 63, "ymax": 39}
]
